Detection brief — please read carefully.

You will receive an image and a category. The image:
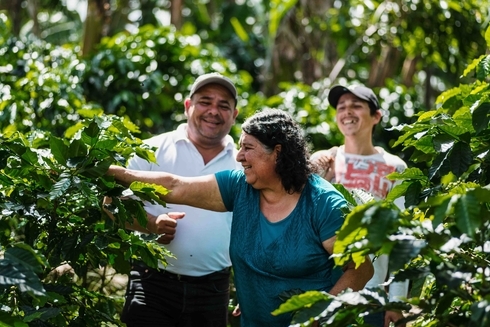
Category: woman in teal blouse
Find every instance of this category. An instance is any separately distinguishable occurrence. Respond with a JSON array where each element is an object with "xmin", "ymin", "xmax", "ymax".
[{"xmin": 108, "ymin": 108, "xmax": 374, "ymax": 326}]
